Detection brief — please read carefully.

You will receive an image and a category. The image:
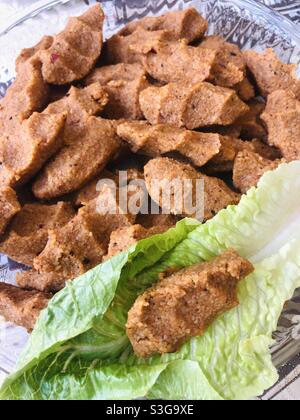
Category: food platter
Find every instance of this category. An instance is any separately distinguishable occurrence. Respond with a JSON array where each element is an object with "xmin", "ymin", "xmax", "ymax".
[{"xmin": 1, "ymin": 0, "xmax": 300, "ymax": 399}]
